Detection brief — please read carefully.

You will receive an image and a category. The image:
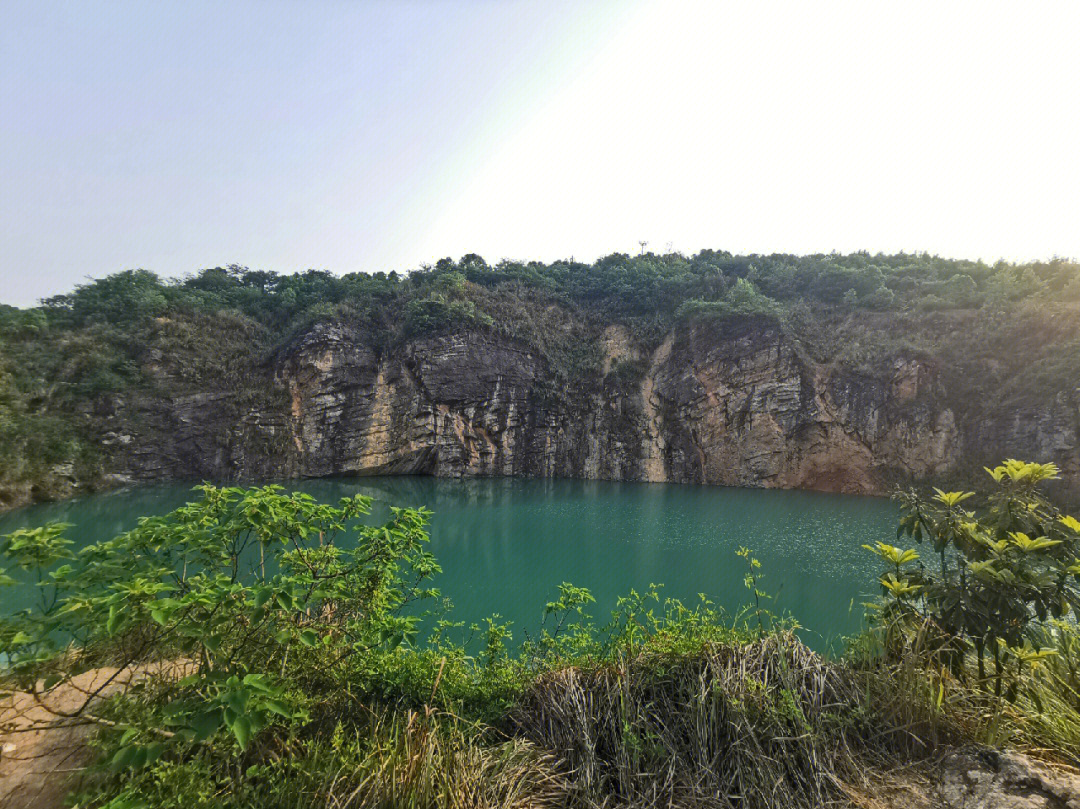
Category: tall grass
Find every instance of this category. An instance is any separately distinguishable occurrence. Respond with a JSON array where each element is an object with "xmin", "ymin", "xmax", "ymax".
[
  {"xmin": 853, "ymin": 612, "xmax": 1080, "ymax": 767},
  {"xmin": 76, "ymin": 707, "xmax": 569, "ymax": 809},
  {"xmin": 512, "ymin": 632, "xmax": 870, "ymax": 809},
  {"xmin": 300, "ymin": 709, "xmax": 568, "ymax": 809}
]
